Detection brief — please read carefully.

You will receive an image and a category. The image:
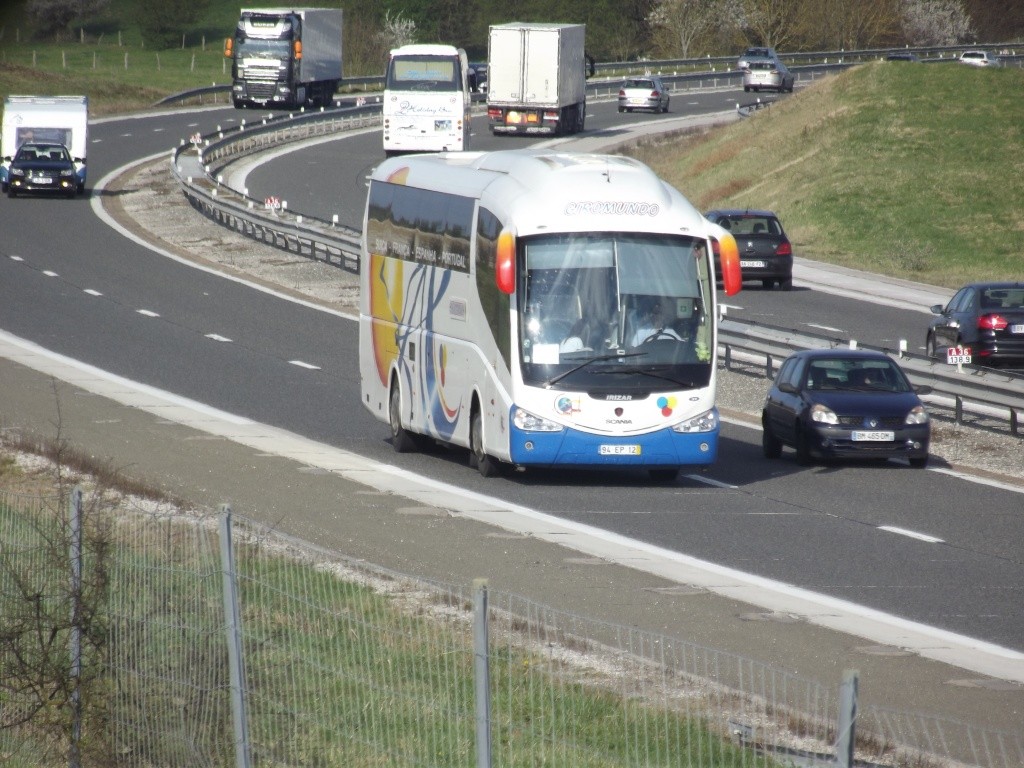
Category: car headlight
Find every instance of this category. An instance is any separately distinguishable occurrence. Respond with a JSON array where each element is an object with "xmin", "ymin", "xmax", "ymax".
[
  {"xmin": 672, "ymin": 408, "xmax": 718, "ymax": 434},
  {"xmin": 60, "ymin": 169, "xmax": 75, "ymax": 177},
  {"xmin": 10, "ymin": 168, "xmax": 25, "ymax": 177},
  {"xmin": 809, "ymin": 403, "xmax": 838, "ymax": 425},
  {"xmin": 904, "ymin": 405, "xmax": 929, "ymax": 425},
  {"xmin": 512, "ymin": 407, "xmax": 563, "ymax": 433}
]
